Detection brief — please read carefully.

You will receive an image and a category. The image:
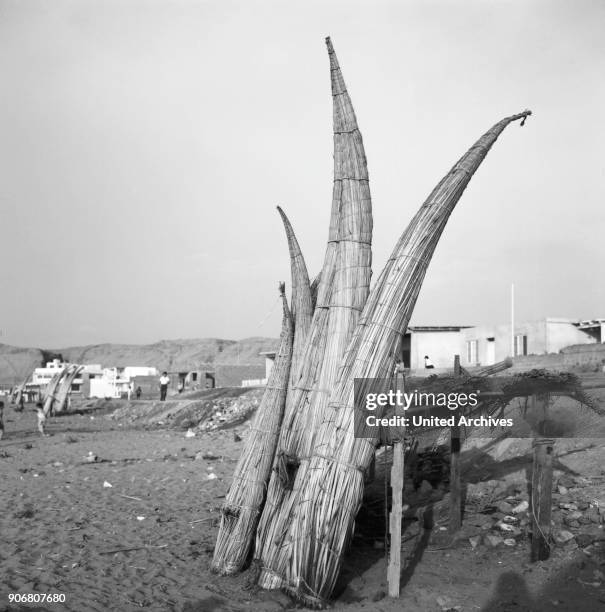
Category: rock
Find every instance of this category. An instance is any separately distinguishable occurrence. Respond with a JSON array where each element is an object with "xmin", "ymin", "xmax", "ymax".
[
  {"xmin": 485, "ymin": 535, "xmax": 503, "ymax": 548},
  {"xmin": 559, "ymin": 502, "xmax": 577, "ymax": 511},
  {"xmin": 554, "ymin": 530, "xmax": 575, "ymax": 546},
  {"xmin": 496, "ymin": 521, "xmax": 516, "ymax": 532},
  {"xmin": 496, "ymin": 522, "xmax": 522, "ymax": 537},
  {"xmin": 577, "ymin": 500, "xmax": 590, "ymax": 511},
  {"xmin": 576, "ymin": 533, "xmax": 594, "ymax": 548},
  {"xmin": 513, "ymin": 500, "xmax": 529, "ymax": 514},
  {"xmin": 503, "ymin": 538, "xmax": 516, "ymax": 546},
  {"xmin": 565, "ymin": 520, "xmax": 580, "ymax": 529},
  {"xmin": 558, "ymin": 485, "xmax": 568, "ymax": 495},
  {"xmin": 469, "ymin": 535, "xmax": 482, "ymax": 549},
  {"xmin": 185, "ymin": 429, "xmax": 196, "ymax": 438},
  {"xmin": 558, "ymin": 475, "xmax": 575, "ymax": 488},
  {"xmin": 587, "ymin": 508, "xmax": 601, "ymax": 524},
  {"xmin": 502, "ymin": 515, "xmax": 518, "ymax": 523},
  {"xmin": 497, "ymin": 501, "xmax": 513, "ymax": 514}
]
